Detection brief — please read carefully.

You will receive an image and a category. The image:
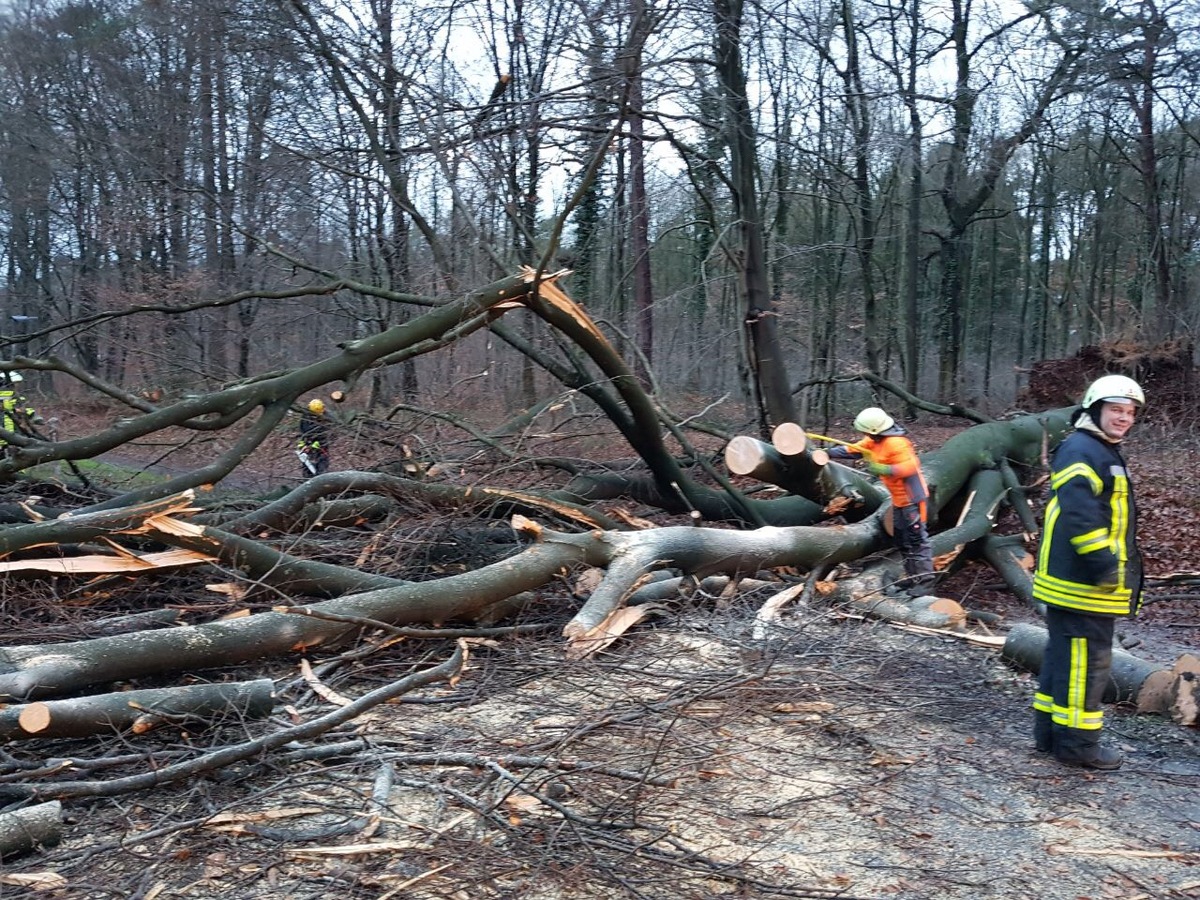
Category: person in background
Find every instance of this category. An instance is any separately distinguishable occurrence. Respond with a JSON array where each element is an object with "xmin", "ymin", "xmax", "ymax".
[
  {"xmin": 296, "ymin": 398, "xmax": 331, "ymax": 476},
  {"xmin": 0, "ymin": 372, "xmax": 41, "ymax": 454},
  {"xmin": 1032, "ymin": 374, "xmax": 1145, "ymax": 771},
  {"xmin": 827, "ymin": 406, "xmax": 935, "ymax": 596}
]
